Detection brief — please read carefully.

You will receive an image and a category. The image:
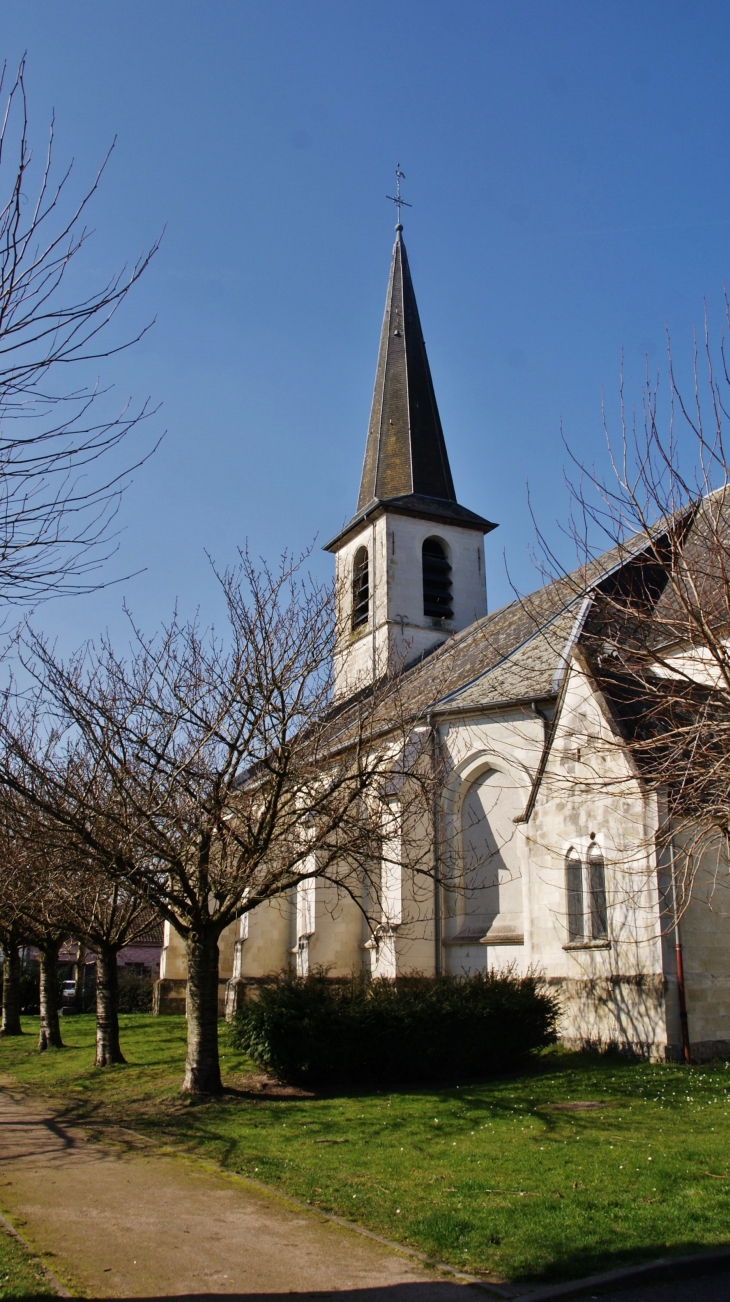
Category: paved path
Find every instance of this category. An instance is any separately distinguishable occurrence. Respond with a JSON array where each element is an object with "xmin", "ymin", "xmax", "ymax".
[
  {"xmin": 1, "ymin": 1089, "xmax": 728, "ymax": 1302},
  {"xmin": 0, "ymin": 1088, "xmax": 476, "ymax": 1300}
]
